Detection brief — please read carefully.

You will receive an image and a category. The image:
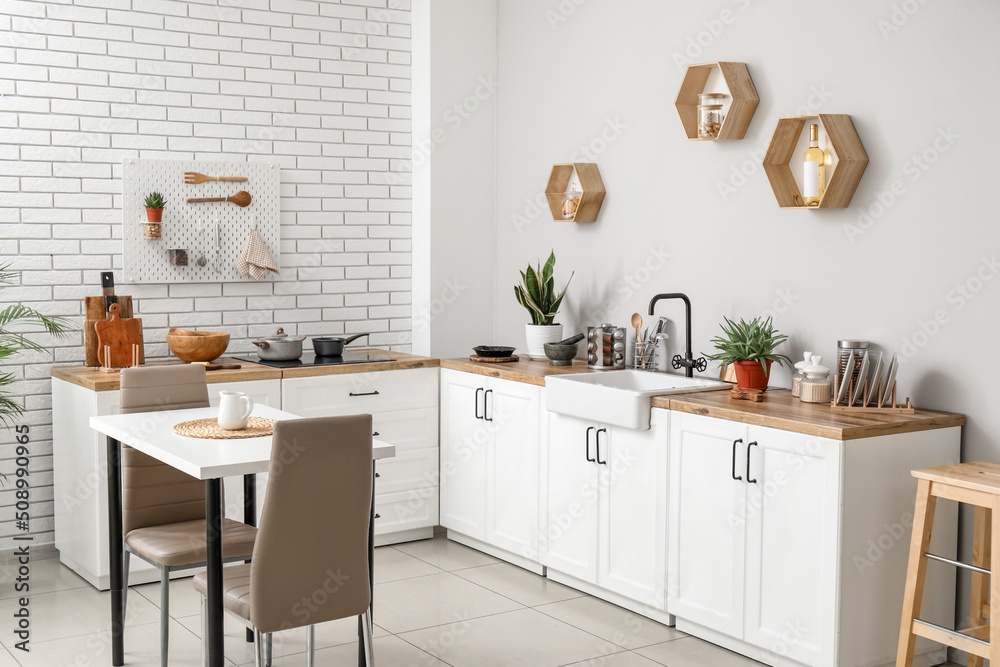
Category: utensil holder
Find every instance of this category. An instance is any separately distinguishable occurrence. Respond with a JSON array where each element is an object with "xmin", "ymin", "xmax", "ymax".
[{"xmin": 633, "ymin": 341, "xmax": 658, "ymax": 371}]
